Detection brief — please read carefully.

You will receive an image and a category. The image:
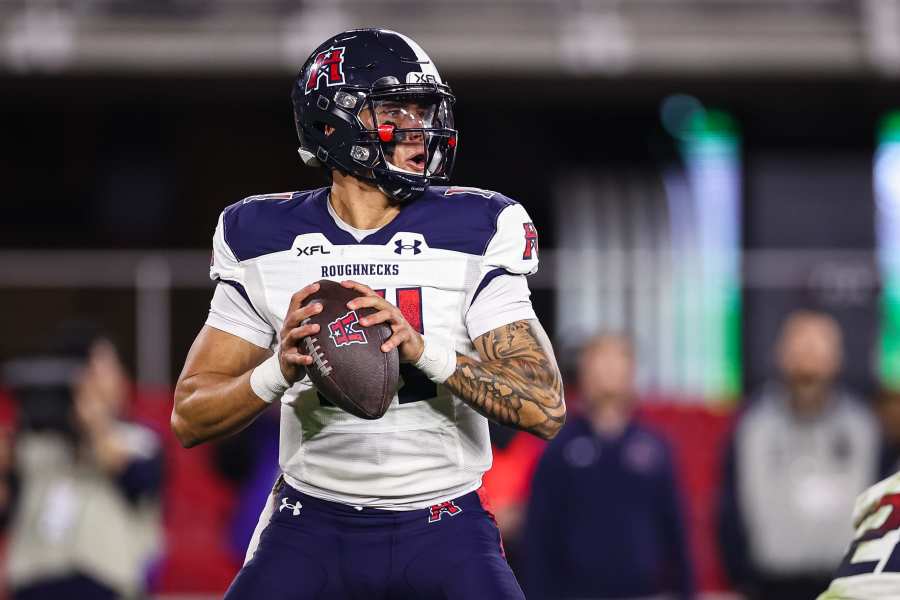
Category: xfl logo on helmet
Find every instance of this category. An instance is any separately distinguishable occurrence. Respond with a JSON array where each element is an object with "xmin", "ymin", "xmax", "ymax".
[
  {"xmin": 329, "ymin": 310, "xmax": 368, "ymax": 347},
  {"xmin": 305, "ymin": 47, "xmax": 346, "ymax": 95},
  {"xmin": 406, "ymin": 72, "xmax": 438, "ymax": 85}
]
